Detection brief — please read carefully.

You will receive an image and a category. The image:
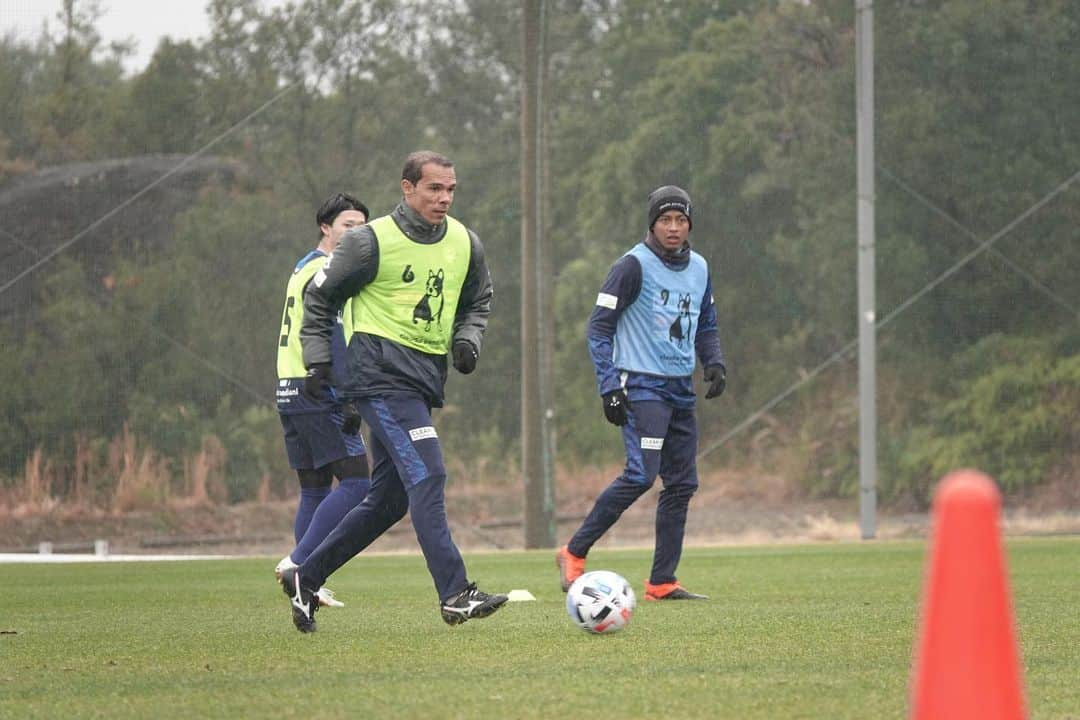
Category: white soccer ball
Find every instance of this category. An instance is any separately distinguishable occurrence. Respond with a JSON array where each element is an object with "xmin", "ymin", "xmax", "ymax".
[{"xmin": 565, "ymin": 570, "xmax": 636, "ymax": 634}]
